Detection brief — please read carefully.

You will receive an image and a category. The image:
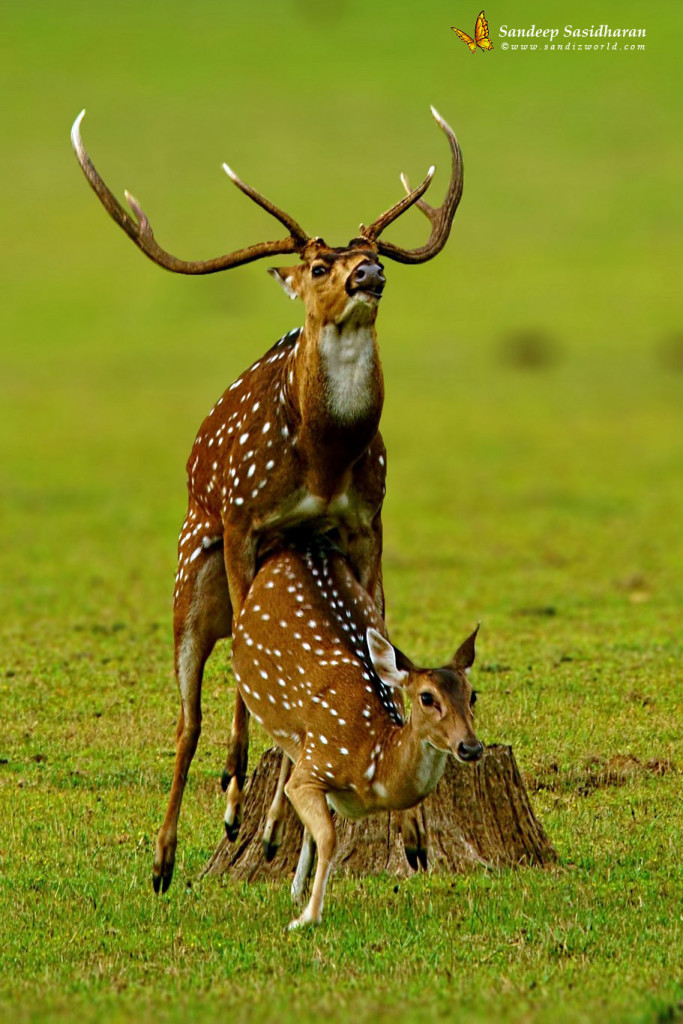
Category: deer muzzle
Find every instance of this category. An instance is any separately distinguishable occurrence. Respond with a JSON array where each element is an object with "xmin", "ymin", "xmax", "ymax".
[
  {"xmin": 346, "ymin": 261, "xmax": 386, "ymax": 298},
  {"xmin": 456, "ymin": 739, "xmax": 484, "ymax": 763}
]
